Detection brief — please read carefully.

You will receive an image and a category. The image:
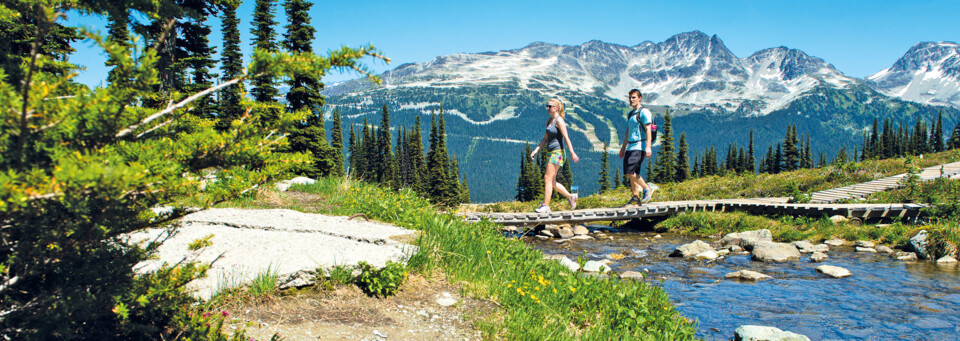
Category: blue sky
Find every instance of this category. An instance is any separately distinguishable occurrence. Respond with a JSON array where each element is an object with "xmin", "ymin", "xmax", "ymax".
[{"xmin": 67, "ymin": 0, "xmax": 959, "ymax": 87}]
